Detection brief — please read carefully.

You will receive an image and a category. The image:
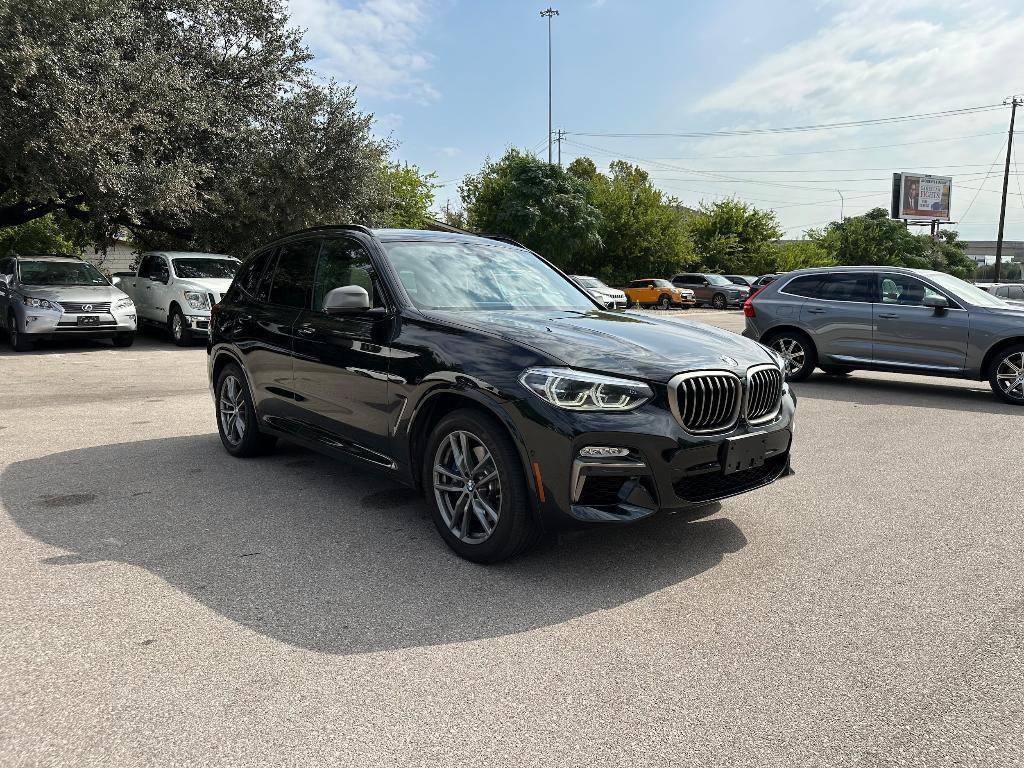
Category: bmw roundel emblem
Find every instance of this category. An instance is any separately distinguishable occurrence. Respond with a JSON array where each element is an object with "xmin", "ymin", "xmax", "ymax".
[
  {"xmin": 83, "ymin": 304, "xmax": 93, "ymax": 312},
  {"xmin": 721, "ymin": 355, "xmax": 738, "ymax": 366}
]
